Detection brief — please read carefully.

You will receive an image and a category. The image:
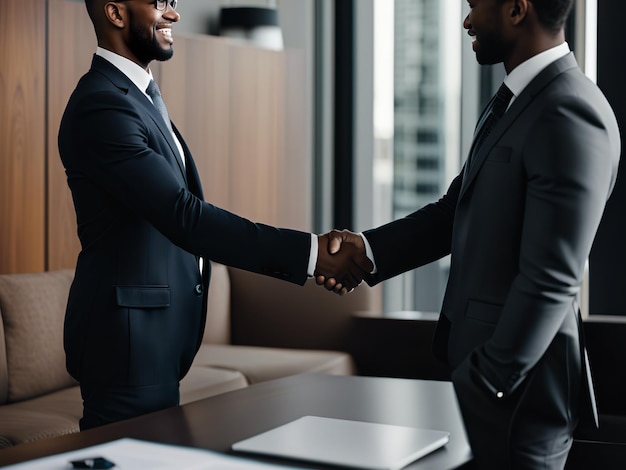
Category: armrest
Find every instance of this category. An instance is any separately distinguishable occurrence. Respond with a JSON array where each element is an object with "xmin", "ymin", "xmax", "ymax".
[
  {"xmin": 349, "ymin": 312, "xmax": 451, "ymax": 381},
  {"xmin": 570, "ymin": 316, "xmax": 626, "ymax": 445},
  {"xmin": 582, "ymin": 316, "xmax": 626, "ymax": 416}
]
